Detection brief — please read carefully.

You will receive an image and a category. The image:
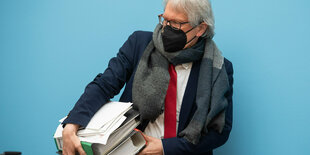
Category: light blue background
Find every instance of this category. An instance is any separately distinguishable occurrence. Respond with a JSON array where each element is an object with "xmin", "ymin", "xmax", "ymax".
[{"xmin": 1, "ymin": 0, "xmax": 310, "ymax": 154}]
